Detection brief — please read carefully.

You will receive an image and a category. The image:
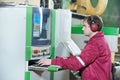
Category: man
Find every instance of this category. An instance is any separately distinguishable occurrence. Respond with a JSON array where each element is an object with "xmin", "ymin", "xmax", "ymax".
[{"xmin": 37, "ymin": 16, "xmax": 112, "ymax": 80}]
